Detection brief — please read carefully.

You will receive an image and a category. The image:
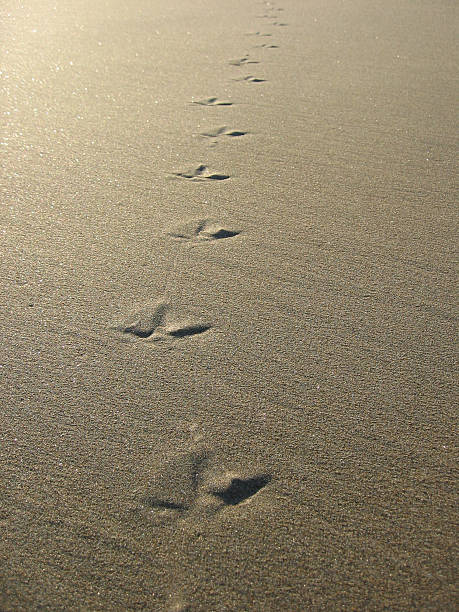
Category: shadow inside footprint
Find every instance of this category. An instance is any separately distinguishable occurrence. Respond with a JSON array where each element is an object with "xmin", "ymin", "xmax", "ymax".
[
  {"xmin": 234, "ymin": 76, "xmax": 266, "ymax": 83},
  {"xmin": 201, "ymin": 126, "xmax": 227, "ymax": 138},
  {"xmin": 229, "ymin": 57, "xmax": 259, "ymax": 66},
  {"xmin": 121, "ymin": 302, "xmax": 168, "ymax": 339},
  {"xmin": 205, "ymin": 228, "xmax": 239, "ymax": 240},
  {"xmin": 168, "ymin": 219, "xmax": 241, "ymax": 242},
  {"xmin": 192, "ymin": 97, "xmax": 233, "ymax": 106},
  {"xmin": 212, "ymin": 475, "xmax": 272, "ymax": 506},
  {"xmin": 167, "ymin": 324, "xmax": 211, "ymax": 338},
  {"xmin": 126, "ymin": 328, "xmax": 152, "ymax": 339},
  {"xmin": 140, "ymin": 448, "xmax": 211, "ymax": 522},
  {"xmin": 225, "ymin": 129, "xmax": 247, "ymax": 137},
  {"xmin": 173, "ymin": 165, "xmax": 229, "ymax": 181},
  {"xmin": 200, "ymin": 127, "xmax": 247, "ymax": 139},
  {"xmin": 117, "ymin": 302, "xmax": 211, "ymax": 344}
]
